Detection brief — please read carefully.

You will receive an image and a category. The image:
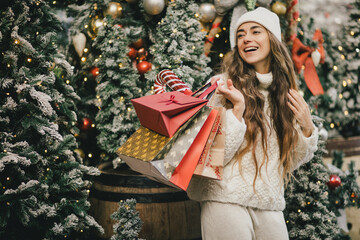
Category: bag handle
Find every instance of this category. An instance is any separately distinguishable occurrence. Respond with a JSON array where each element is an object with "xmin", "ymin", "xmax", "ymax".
[{"xmin": 192, "ymin": 81, "xmax": 218, "ymax": 99}]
